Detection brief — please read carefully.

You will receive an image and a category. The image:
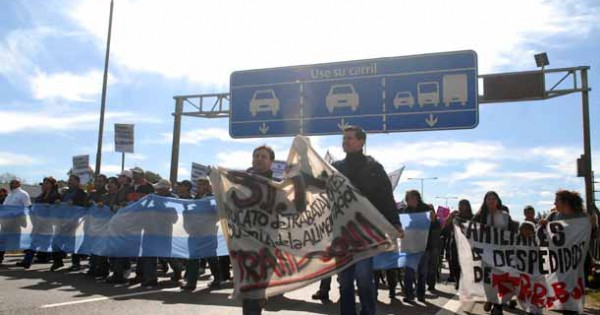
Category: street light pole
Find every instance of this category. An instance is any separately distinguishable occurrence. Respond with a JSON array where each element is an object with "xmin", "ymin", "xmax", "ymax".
[
  {"xmin": 407, "ymin": 177, "xmax": 437, "ymax": 200},
  {"xmin": 436, "ymin": 196, "xmax": 458, "ymax": 207}
]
